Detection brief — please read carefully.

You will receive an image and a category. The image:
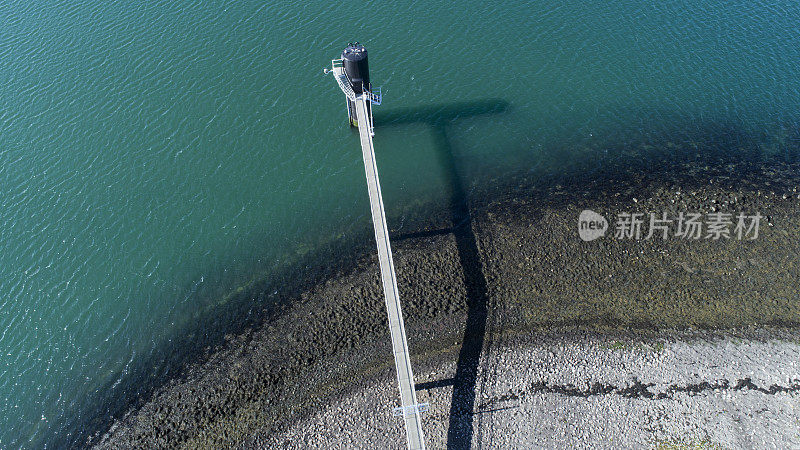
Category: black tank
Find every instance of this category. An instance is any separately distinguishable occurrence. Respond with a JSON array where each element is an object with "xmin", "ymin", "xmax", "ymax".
[{"xmin": 341, "ymin": 43, "xmax": 370, "ymax": 94}]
